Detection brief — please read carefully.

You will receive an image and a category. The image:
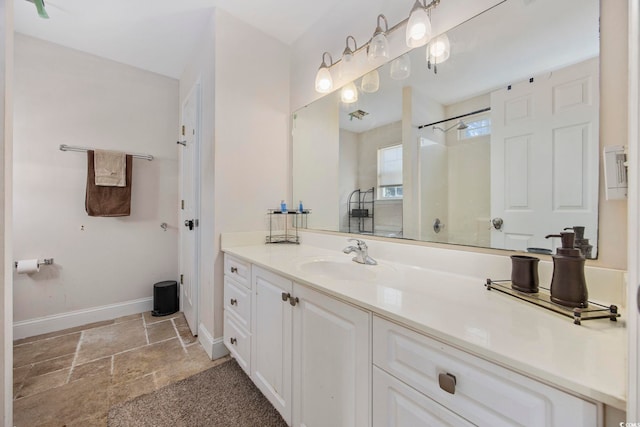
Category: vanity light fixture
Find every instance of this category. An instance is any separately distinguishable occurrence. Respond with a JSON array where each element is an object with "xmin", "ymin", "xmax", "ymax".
[
  {"xmin": 341, "ymin": 82, "xmax": 359, "ymax": 104},
  {"xmin": 313, "ymin": 0, "xmax": 443, "ymax": 93},
  {"xmin": 361, "ymin": 69, "xmax": 380, "ymax": 93},
  {"xmin": 406, "ymin": 0, "xmax": 432, "ymax": 48},
  {"xmin": 339, "ymin": 36, "xmax": 358, "ymax": 80},
  {"xmin": 427, "ymin": 33, "xmax": 450, "ymax": 74},
  {"xmin": 367, "ymin": 14, "xmax": 390, "ymax": 64},
  {"xmin": 390, "ymin": 54, "xmax": 411, "ymax": 80},
  {"xmin": 315, "ymin": 52, "xmax": 334, "ymax": 93}
]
